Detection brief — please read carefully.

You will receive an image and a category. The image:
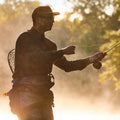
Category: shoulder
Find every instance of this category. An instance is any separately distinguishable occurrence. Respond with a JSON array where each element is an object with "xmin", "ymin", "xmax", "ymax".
[
  {"xmin": 16, "ymin": 31, "xmax": 30, "ymax": 44},
  {"xmin": 45, "ymin": 38, "xmax": 57, "ymax": 50},
  {"xmin": 17, "ymin": 31, "xmax": 30, "ymax": 40}
]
